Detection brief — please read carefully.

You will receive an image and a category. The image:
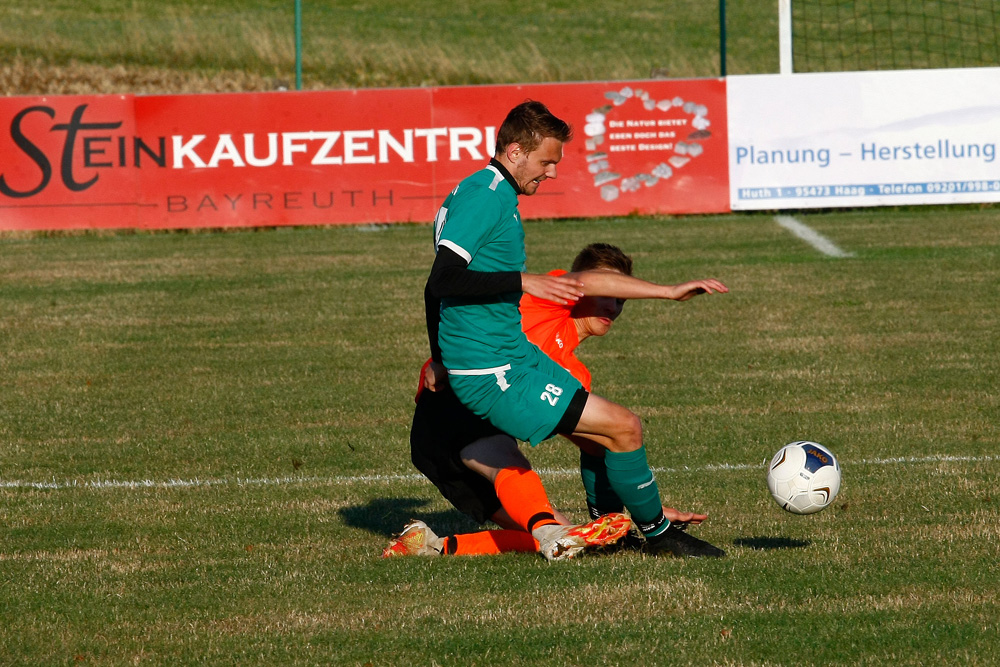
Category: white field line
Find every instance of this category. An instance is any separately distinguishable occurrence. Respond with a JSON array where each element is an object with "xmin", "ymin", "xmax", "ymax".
[
  {"xmin": 1, "ymin": 453, "xmax": 996, "ymax": 492},
  {"xmin": 775, "ymin": 215, "xmax": 855, "ymax": 258}
]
